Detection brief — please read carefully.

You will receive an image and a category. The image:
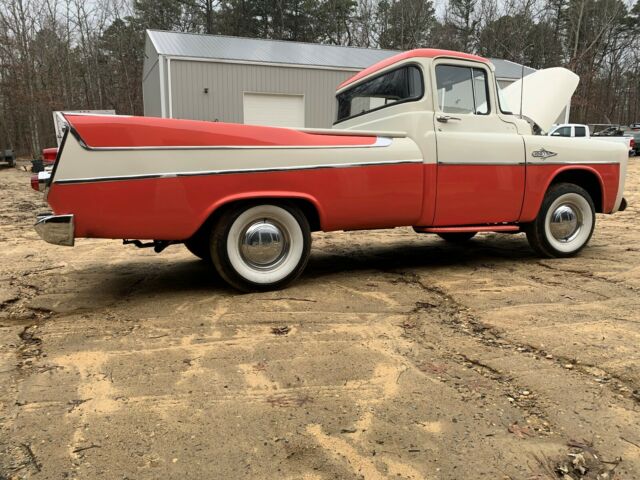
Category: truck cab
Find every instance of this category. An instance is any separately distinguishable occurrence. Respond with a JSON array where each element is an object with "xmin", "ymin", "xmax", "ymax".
[{"xmin": 333, "ymin": 49, "xmax": 627, "ymax": 228}]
